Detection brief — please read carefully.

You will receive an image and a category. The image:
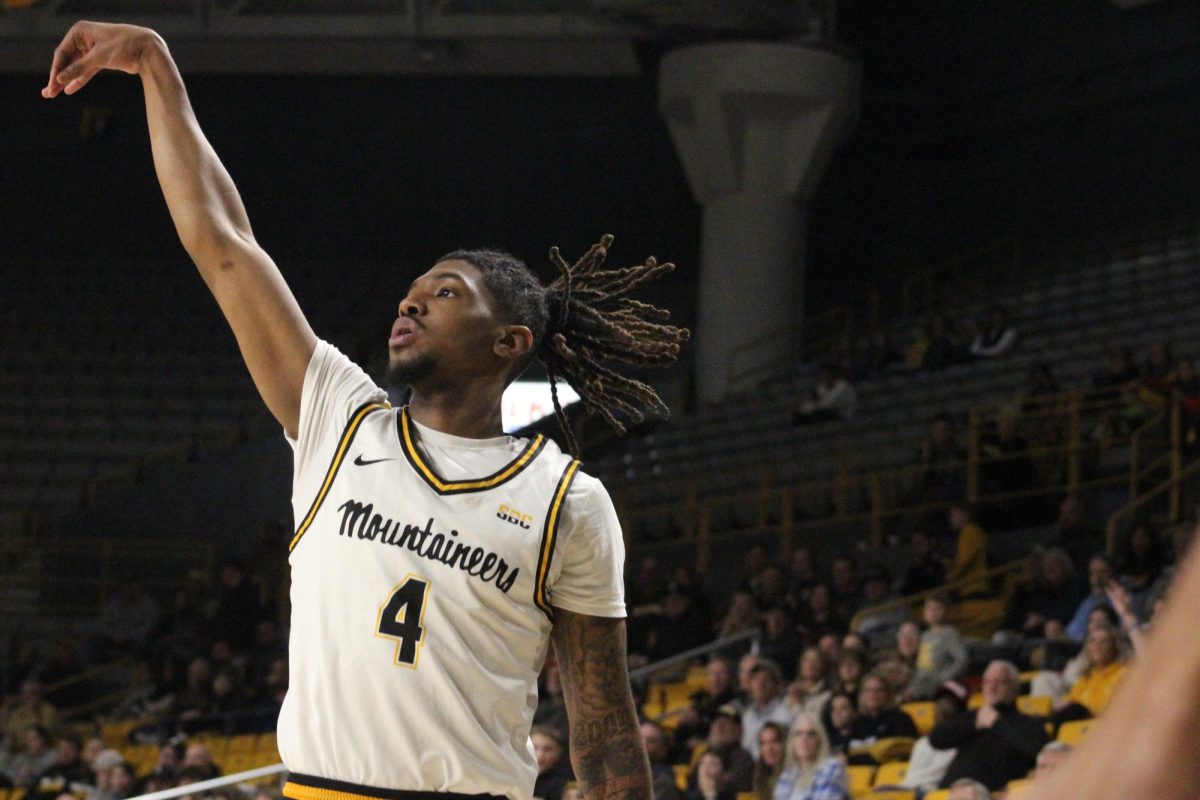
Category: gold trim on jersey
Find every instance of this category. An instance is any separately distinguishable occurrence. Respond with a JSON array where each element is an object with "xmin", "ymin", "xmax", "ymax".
[
  {"xmin": 397, "ymin": 406, "xmax": 547, "ymax": 495},
  {"xmin": 533, "ymin": 459, "xmax": 581, "ymax": 618},
  {"xmin": 284, "ymin": 776, "xmax": 504, "ymax": 800},
  {"xmin": 289, "ymin": 401, "xmax": 391, "ymax": 552}
]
